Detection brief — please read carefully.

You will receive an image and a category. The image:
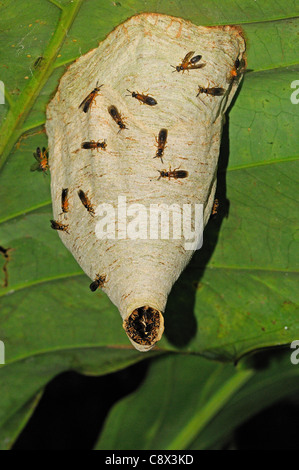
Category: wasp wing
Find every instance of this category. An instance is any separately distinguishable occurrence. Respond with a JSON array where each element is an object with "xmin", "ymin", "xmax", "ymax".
[
  {"xmin": 190, "ymin": 54, "xmax": 202, "ymax": 64},
  {"xmin": 79, "ymin": 94, "xmax": 92, "ymax": 113},
  {"xmin": 176, "ymin": 170, "xmax": 188, "ymax": 178},
  {"xmin": 212, "ymin": 87, "xmax": 225, "ymax": 96},
  {"xmin": 182, "ymin": 50, "xmax": 195, "ymax": 65},
  {"xmin": 32, "ymin": 147, "xmax": 41, "ymax": 162},
  {"xmin": 188, "ymin": 63, "xmax": 206, "ymax": 70},
  {"xmin": 89, "ymin": 281, "xmax": 99, "ymax": 292},
  {"xmin": 30, "ymin": 162, "xmax": 41, "ymax": 172}
]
